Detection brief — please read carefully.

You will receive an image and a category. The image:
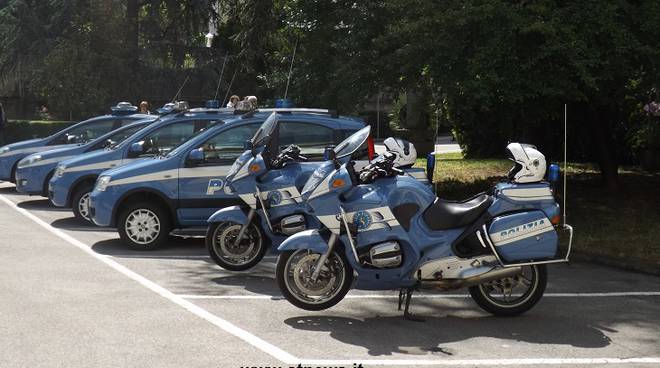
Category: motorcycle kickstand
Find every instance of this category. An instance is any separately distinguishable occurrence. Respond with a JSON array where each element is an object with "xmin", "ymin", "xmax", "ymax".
[{"xmin": 398, "ymin": 287, "xmax": 424, "ymax": 322}]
